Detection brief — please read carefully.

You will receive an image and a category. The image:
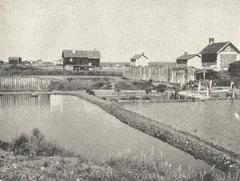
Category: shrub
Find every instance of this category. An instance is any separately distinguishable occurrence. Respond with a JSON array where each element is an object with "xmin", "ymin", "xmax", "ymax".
[
  {"xmin": 188, "ymin": 80, "xmax": 198, "ymax": 89},
  {"xmin": 156, "ymin": 84, "xmax": 167, "ymax": 92},
  {"xmin": 229, "ymin": 61, "xmax": 240, "ymax": 76},
  {"xmin": 114, "ymin": 81, "xmax": 134, "ymax": 90},
  {"xmin": 128, "ymin": 96, "xmax": 139, "ymax": 100},
  {"xmin": 213, "ymin": 71, "xmax": 231, "ymax": 86},
  {"xmin": 10, "ymin": 128, "xmax": 74, "ymax": 156},
  {"xmin": 141, "ymin": 96, "xmax": 151, "ymax": 100},
  {"xmin": 67, "ymin": 77, "xmax": 73, "ymax": 81},
  {"xmin": 91, "ymin": 81, "xmax": 105, "ymax": 89},
  {"xmin": 145, "ymin": 87, "xmax": 152, "ymax": 94},
  {"xmin": 86, "ymin": 88, "xmax": 95, "ymax": 96}
]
